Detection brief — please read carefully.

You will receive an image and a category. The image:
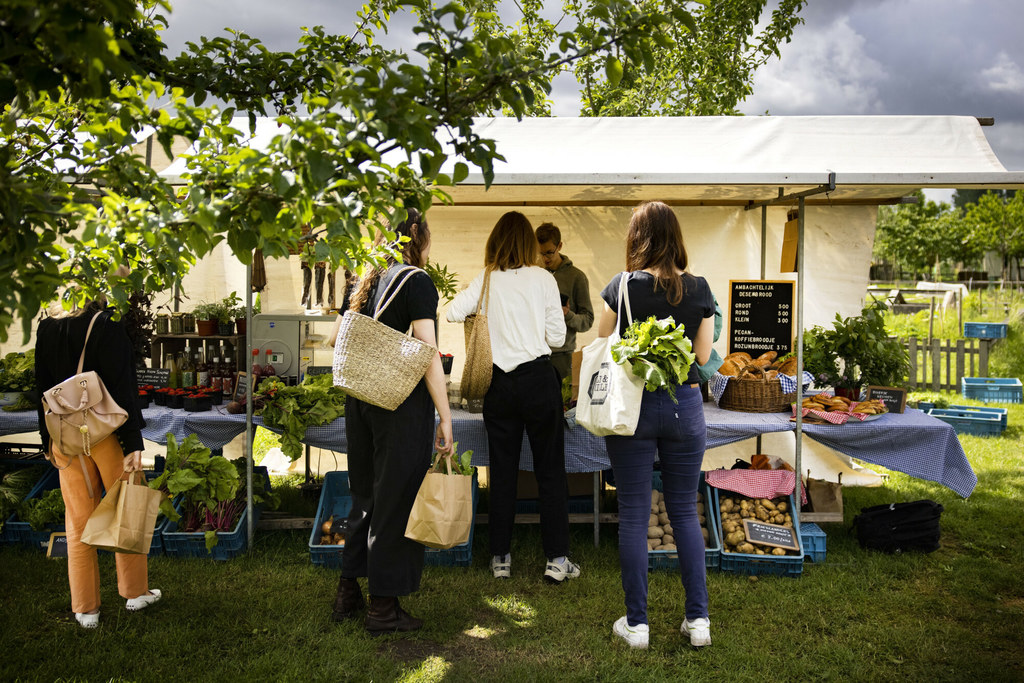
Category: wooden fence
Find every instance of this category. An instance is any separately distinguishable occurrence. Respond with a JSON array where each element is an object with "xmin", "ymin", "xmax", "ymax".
[{"xmin": 903, "ymin": 336, "xmax": 991, "ymax": 391}]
